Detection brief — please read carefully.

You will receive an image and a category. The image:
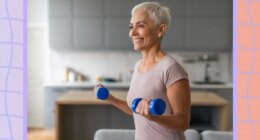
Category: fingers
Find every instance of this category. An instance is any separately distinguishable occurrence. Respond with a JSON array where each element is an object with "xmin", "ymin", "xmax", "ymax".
[{"xmin": 136, "ymin": 99, "xmax": 150, "ymax": 116}]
